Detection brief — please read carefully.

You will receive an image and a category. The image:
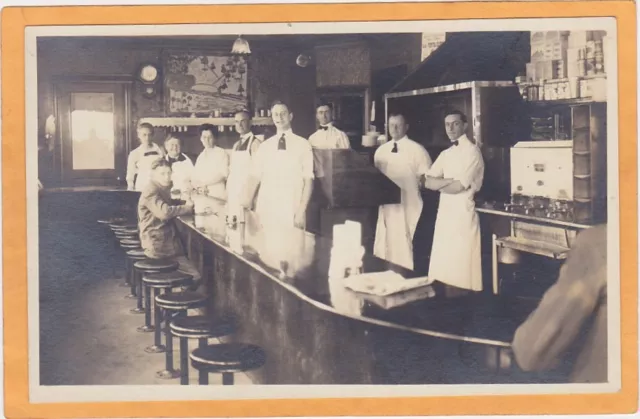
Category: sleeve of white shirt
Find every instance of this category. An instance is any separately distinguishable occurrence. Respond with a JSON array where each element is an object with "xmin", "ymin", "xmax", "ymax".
[
  {"xmin": 301, "ymin": 142, "xmax": 315, "ymax": 179},
  {"xmin": 457, "ymin": 148, "xmax": 485, "ymax": 191},
  {"xmin": 427, "ymin": 152, "xmax": 444, "ymax": 178},
  {"xmin": 251, "ymin": 143, "xmax": 266, "ymax": 179},
  {"xmin": 219, "ymin": 148, "xmax": 230, "ymax": 179},
  {"xmin": 373, "ymin": 146, "xmax": 383, "ymax": 169},
  {"xmin": 126, "ymin": 149, "xmax": 137, "ymax": 185},
  {"xmin": 415, "ymin": 144, "xmax": 433, "ymax": 176},
  {"xmin": 337, "ymin": 130, "xmax": 351, "ymax": 149}
]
